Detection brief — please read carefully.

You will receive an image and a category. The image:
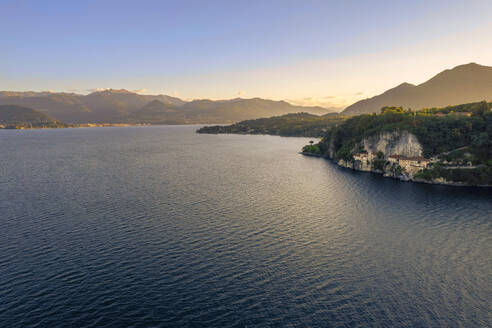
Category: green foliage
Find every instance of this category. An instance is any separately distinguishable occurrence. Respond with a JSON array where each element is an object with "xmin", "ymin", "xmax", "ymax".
[
  {"xmin": 381, "ymin": 106, "xmax": 407, "ymax": 114},
  {"xmin": 335, "ymin": 142, "xmax": 355, "ymax": 162},
  {"xmin": 302, "ymin": 144, "xmax": 321, "ymax": 154},
  {"xmin": 414, "ymin": 168, "xmax": 435, "ymax": 181},
  {"xmin": 389, "ymin": 164, "xmax": 405, "ymax": 176},
  {"xmin": 416, "ymin": 164, "xmax": 492, "ymax": 185},
  {"xmin": 419, "ymin": 101, "xmax": 491, "ymax": 116},
  {"xmin": 372, "ymin": 159, "xmax": 387, "ymax": 171},
  {"xmin": 319, "ymin": 102, "xmax": 492, "ymax": 161},
  {"xmin": 314, "ymin": 101, "xmax": 492, "ymax": 184},
  {"xmin": 198, "ymin": 112, "xmax": 346, "ymax": 137}
]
